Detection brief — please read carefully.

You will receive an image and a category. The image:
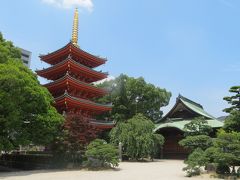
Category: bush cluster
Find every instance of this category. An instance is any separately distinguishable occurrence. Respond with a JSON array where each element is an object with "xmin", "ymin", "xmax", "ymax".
[{"xmin": 84, "ymin": 139, "xmax": 119, "ymax": 169}]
